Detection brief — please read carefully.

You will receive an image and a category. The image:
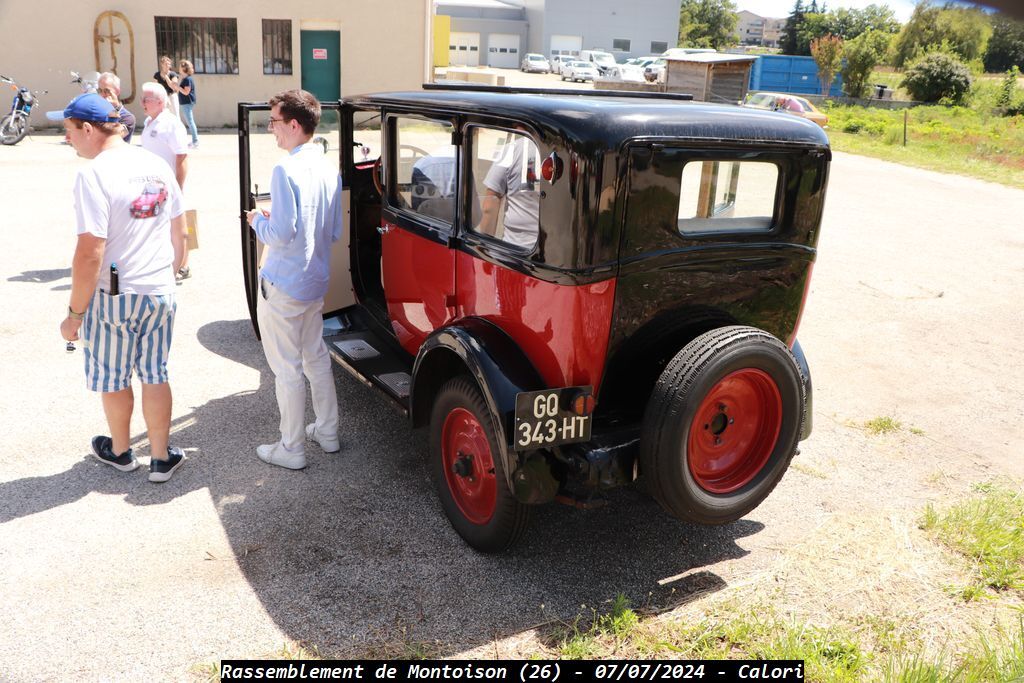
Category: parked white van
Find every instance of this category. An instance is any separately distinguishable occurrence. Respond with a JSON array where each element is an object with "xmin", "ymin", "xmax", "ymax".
[{"xmin": 578, "ymin": 50, "xmax": 617, "ymax": 76}]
